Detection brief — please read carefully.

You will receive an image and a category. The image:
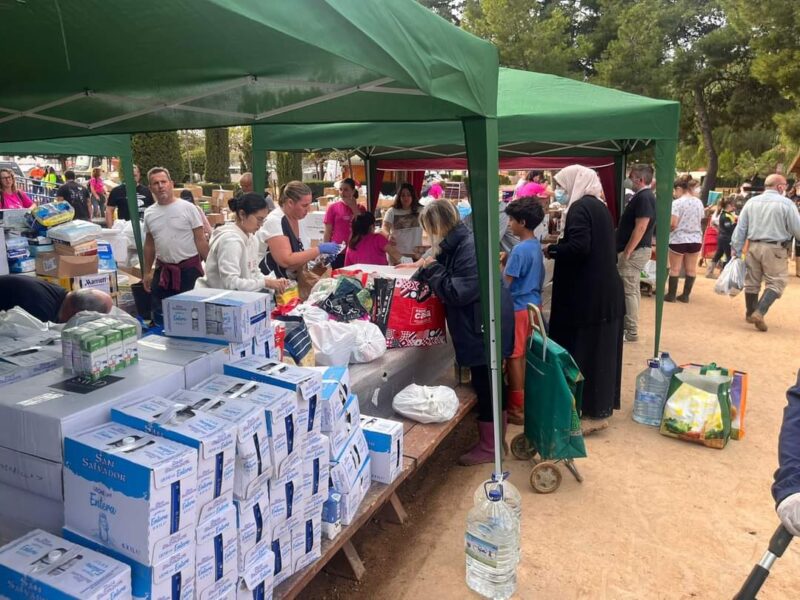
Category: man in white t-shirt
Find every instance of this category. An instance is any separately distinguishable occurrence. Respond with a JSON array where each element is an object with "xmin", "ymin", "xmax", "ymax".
[{"xmin": 142, "ymin": 166, "xmax": 209, "ymax": 325}]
